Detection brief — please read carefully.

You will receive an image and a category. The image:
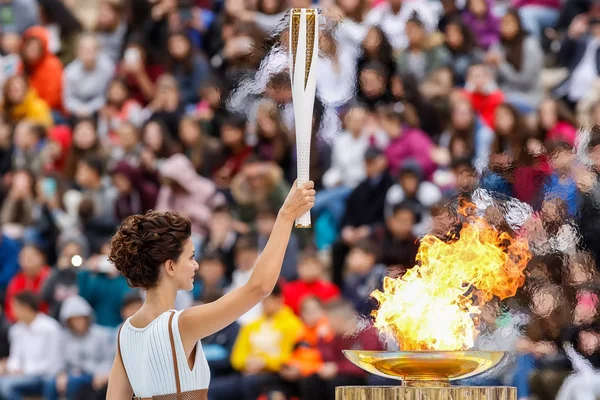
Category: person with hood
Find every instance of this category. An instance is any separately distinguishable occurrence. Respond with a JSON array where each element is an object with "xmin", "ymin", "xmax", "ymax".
[
  {"xmin": 41, "ymin": 234, "xmax": 89, "ymax": 319},
  {"xmin": 19, "ymin": 26, "xmax": 63, "ymax": 111},
  {"xmin": 2, "ymin": 74, "xmax": 53, "ymax": 127},
  {"xmin": 110, "ymin": 160, "xmax": 159, "ymax": 221},
  {"xmin": 156, "ymin": 153, "xmax": 226, "ymax": 243},
  {"xmin": 43, "ymin": 295, "xmax": 114, "ymax": 400}
]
